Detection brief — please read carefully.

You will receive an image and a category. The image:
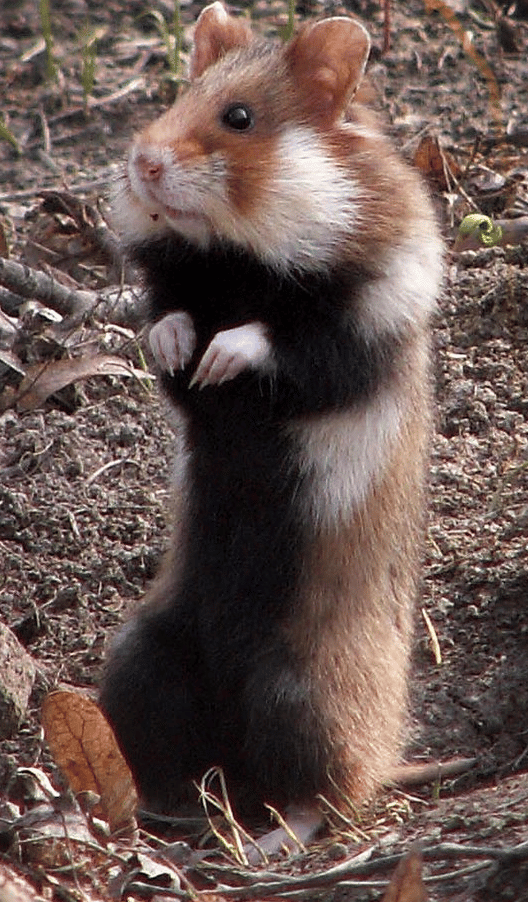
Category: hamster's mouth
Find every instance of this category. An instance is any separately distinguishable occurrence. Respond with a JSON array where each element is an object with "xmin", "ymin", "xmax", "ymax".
[
  {"xmin": 128, "ymin": 168, "xmax": 212, "ymax": 231},
  {"xmin": 164, "ymin": 205, "xmax": 203, "ymax": 220},
  {"xmin": 163, "ymin": 205, "xmax": 212, "ymax": 228},
  {"xmin": 137, "ymin": 199, "xmax": 208, "ymax": 227}
]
